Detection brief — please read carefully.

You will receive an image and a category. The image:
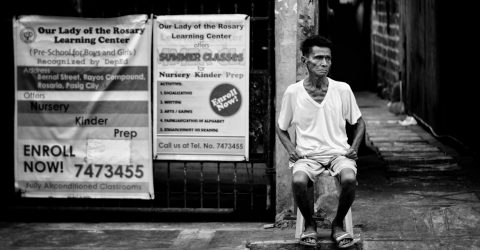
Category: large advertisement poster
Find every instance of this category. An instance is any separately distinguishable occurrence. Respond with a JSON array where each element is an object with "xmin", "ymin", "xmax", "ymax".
[
  {"xmin": 153, "ymin": 15, "xmax": 249, "ymax": 161},
  {"xmin": 14, "ymin": 15, "xmax": 154, "ymax": 199}
]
